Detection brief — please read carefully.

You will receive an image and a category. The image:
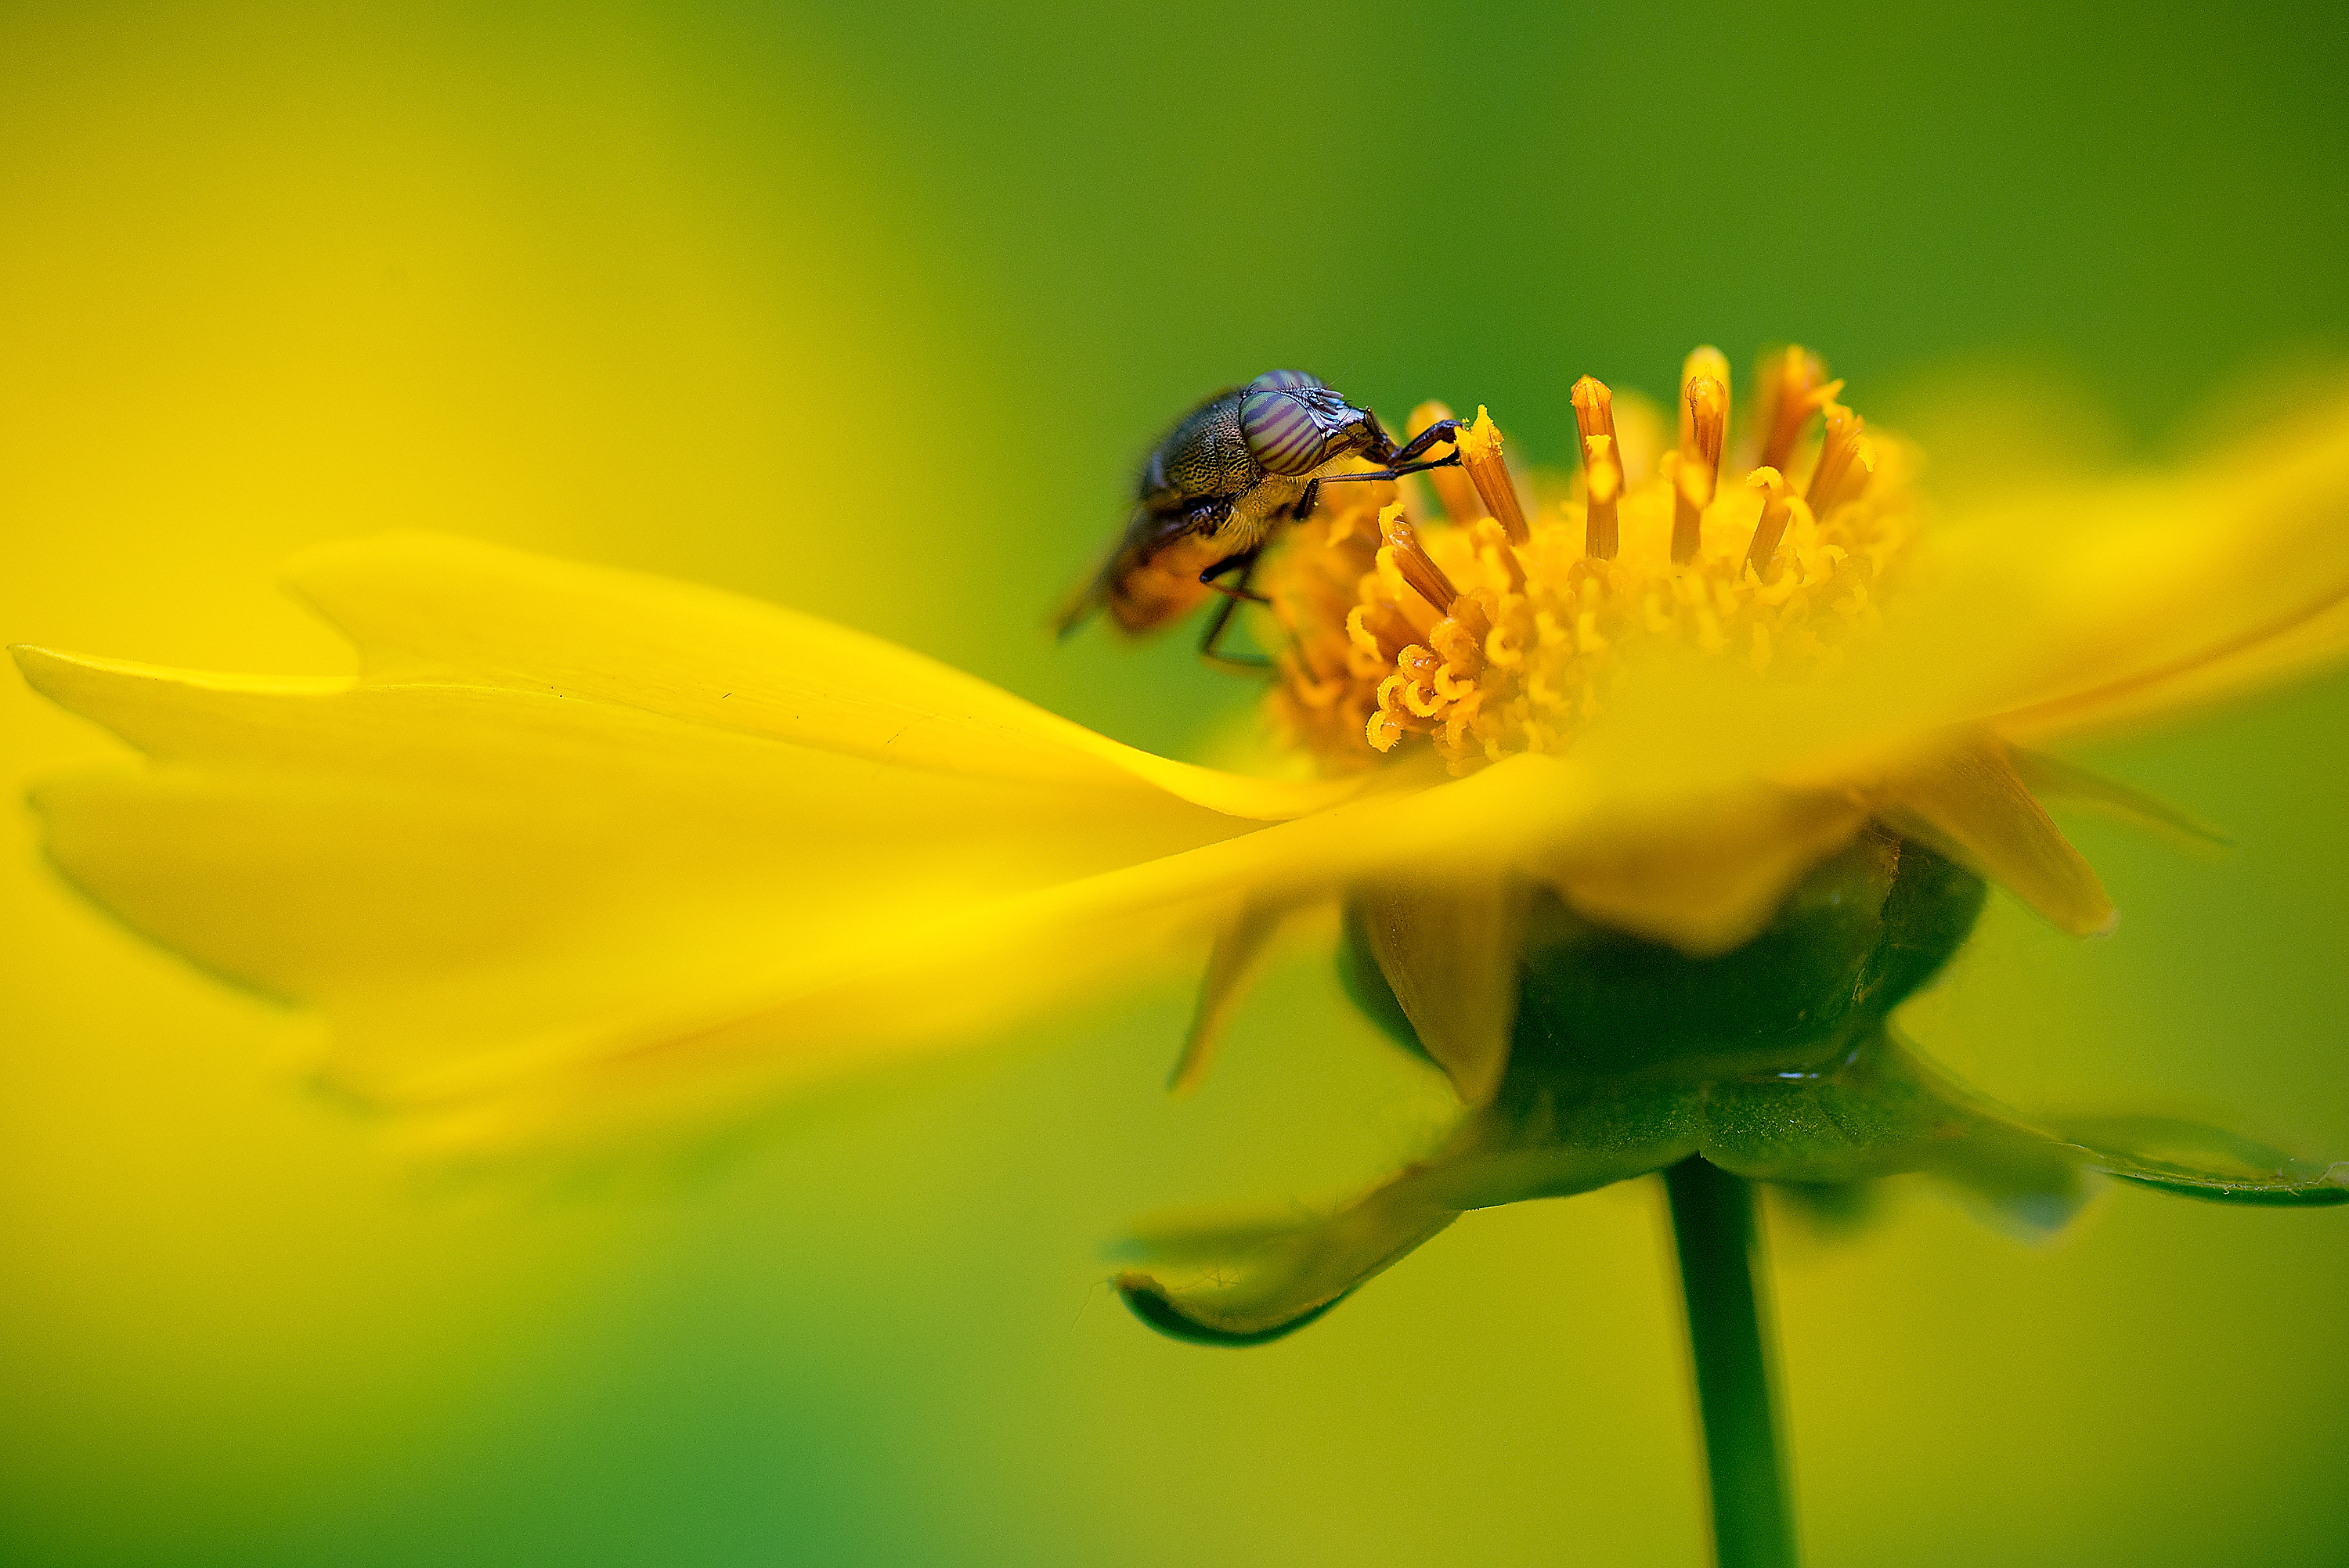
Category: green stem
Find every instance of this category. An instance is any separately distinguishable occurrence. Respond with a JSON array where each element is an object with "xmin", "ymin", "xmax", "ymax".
[{"xmin": 1663, "ymin": 1157, "xmax": 1796, "ymax": 1568}]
